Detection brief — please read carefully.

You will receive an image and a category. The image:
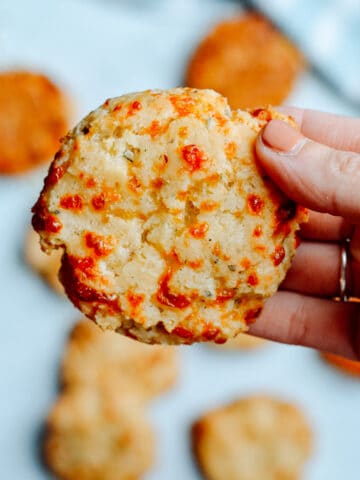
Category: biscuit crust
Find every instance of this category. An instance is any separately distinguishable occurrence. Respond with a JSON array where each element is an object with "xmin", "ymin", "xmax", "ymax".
[
  {"xmin": 213, "ymin": 332, "xmax": 266, "ymax": 350},
  {"xmin": 44, "ymin": 386, "xmax": 154, "ymax": 480},
  {"xmin": 186, "ymin": 14, "xmax": 304, "ymax": 109},
  {"xmin": 0, "ymin": 70, "xmax": 70, "ymax": 174},
  {"xmin": 32, "ymin": 88, "xmax": 307, "ymax": 345},
  {"xmin": 62, "ymin": 320, "xmax": 178, "ymax": 399},
  {"xmin": 192, "ymin": 396, "xmax": 313, "ymax": 480}
]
